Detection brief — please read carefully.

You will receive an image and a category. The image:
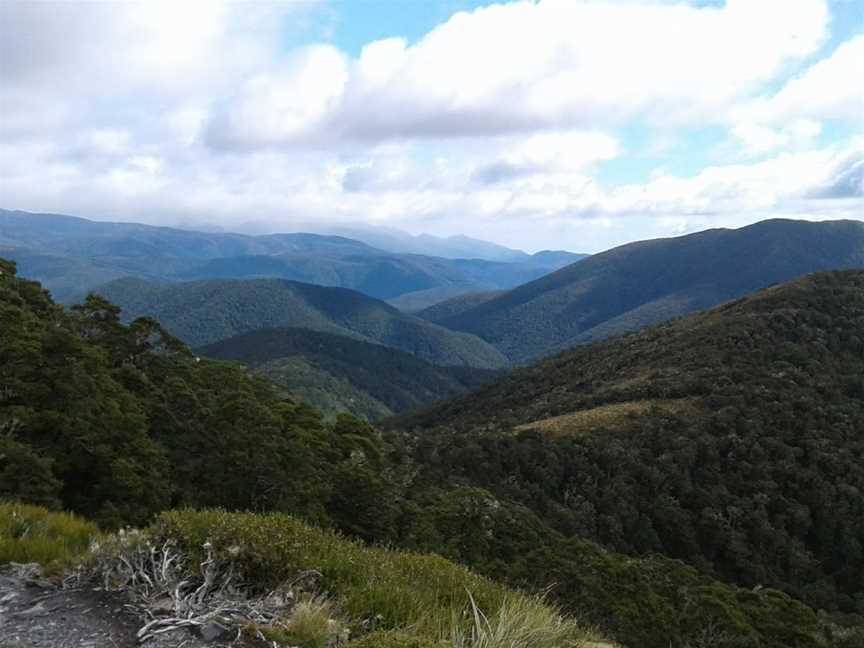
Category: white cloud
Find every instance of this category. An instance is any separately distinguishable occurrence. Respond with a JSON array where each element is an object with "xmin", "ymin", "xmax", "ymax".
[
  {"xmin": 731, "ymin": 119, "xmax": 823, "ymax": 155},
  {"xmin": 208, "ymin": 0, "xmax": 830, "ymax": 148},
  {"xmin": 734, "ymin": 34, "xmax": 864, "ymax": 125}
]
